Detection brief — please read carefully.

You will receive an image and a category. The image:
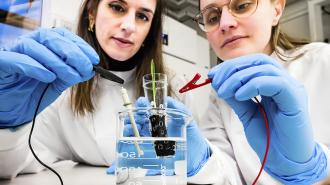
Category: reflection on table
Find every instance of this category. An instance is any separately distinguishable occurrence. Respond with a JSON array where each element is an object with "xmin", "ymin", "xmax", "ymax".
[{"xmin": 0, "ymin": 161, "xmax": 114, "ymax": 185}]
